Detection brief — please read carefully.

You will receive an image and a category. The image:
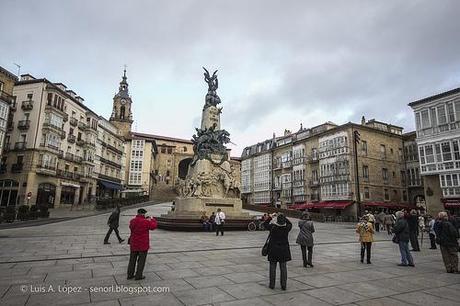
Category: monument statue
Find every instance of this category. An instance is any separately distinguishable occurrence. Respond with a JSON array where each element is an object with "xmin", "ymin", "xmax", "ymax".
[{"xmin": 158, "ymin": 68, "xmax": 250, "ymax": 229}]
